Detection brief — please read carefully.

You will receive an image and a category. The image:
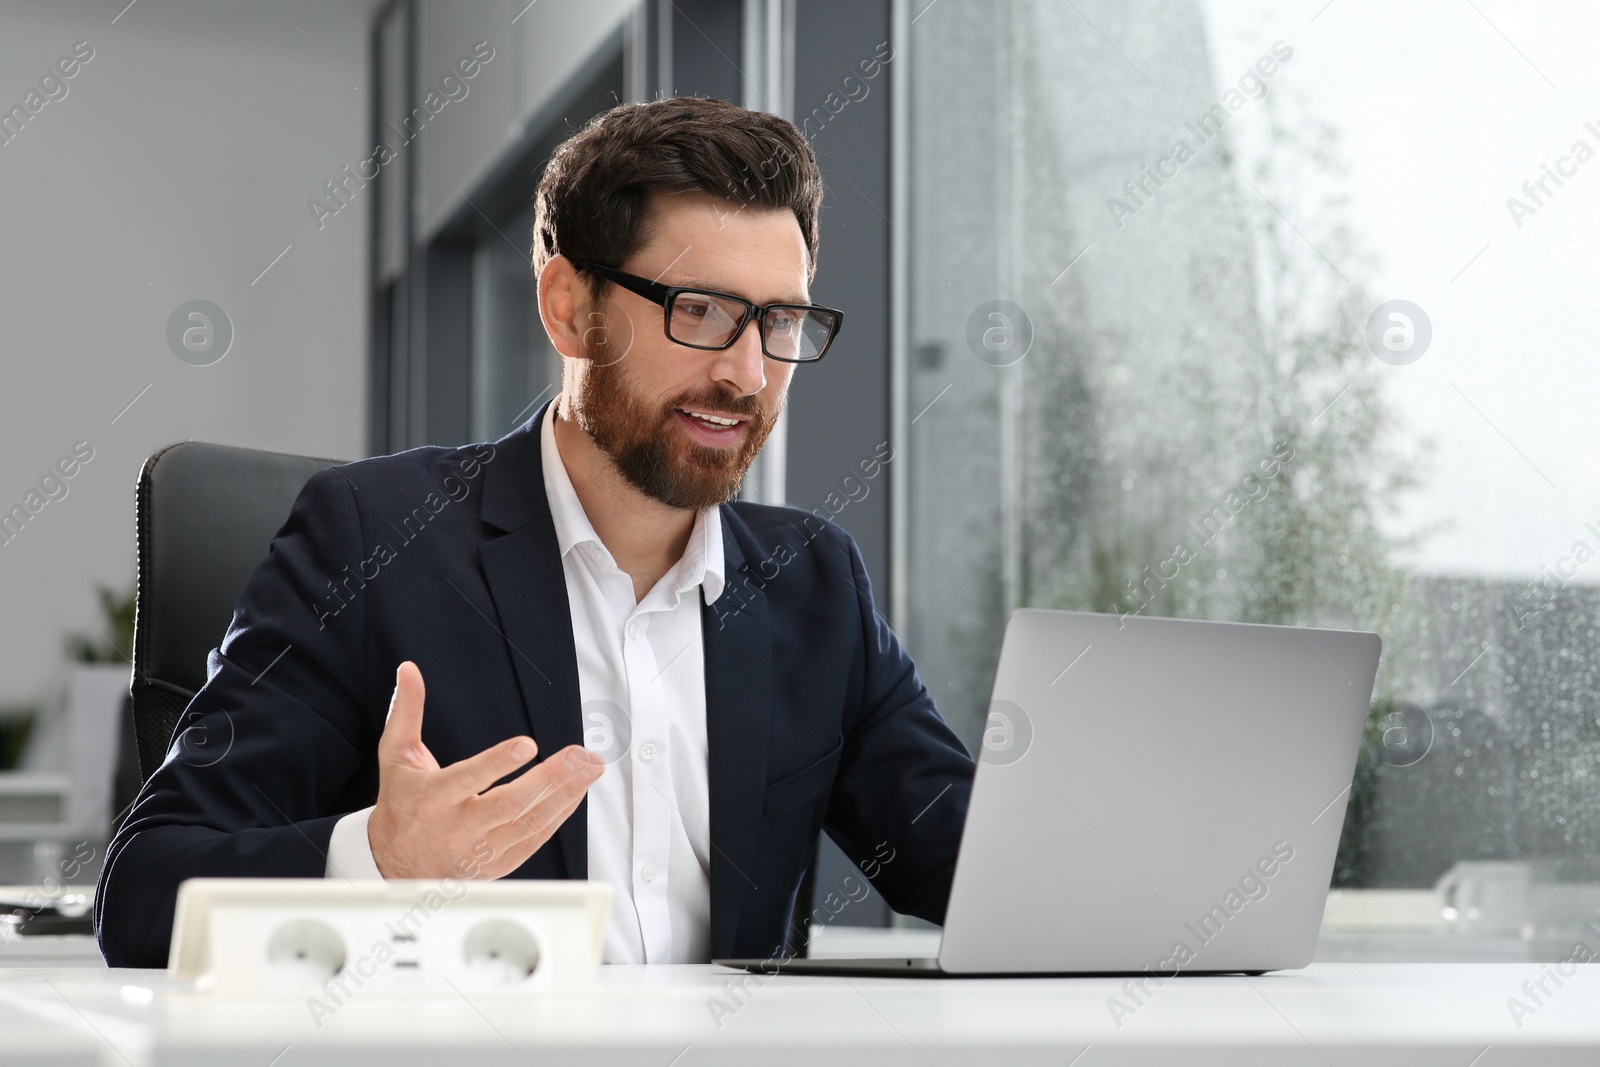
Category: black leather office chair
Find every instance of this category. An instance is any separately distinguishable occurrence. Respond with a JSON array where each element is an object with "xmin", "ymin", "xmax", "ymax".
[{"xmin": 130, "ymin": 442, "xmax": 337, "ymax": 783}]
